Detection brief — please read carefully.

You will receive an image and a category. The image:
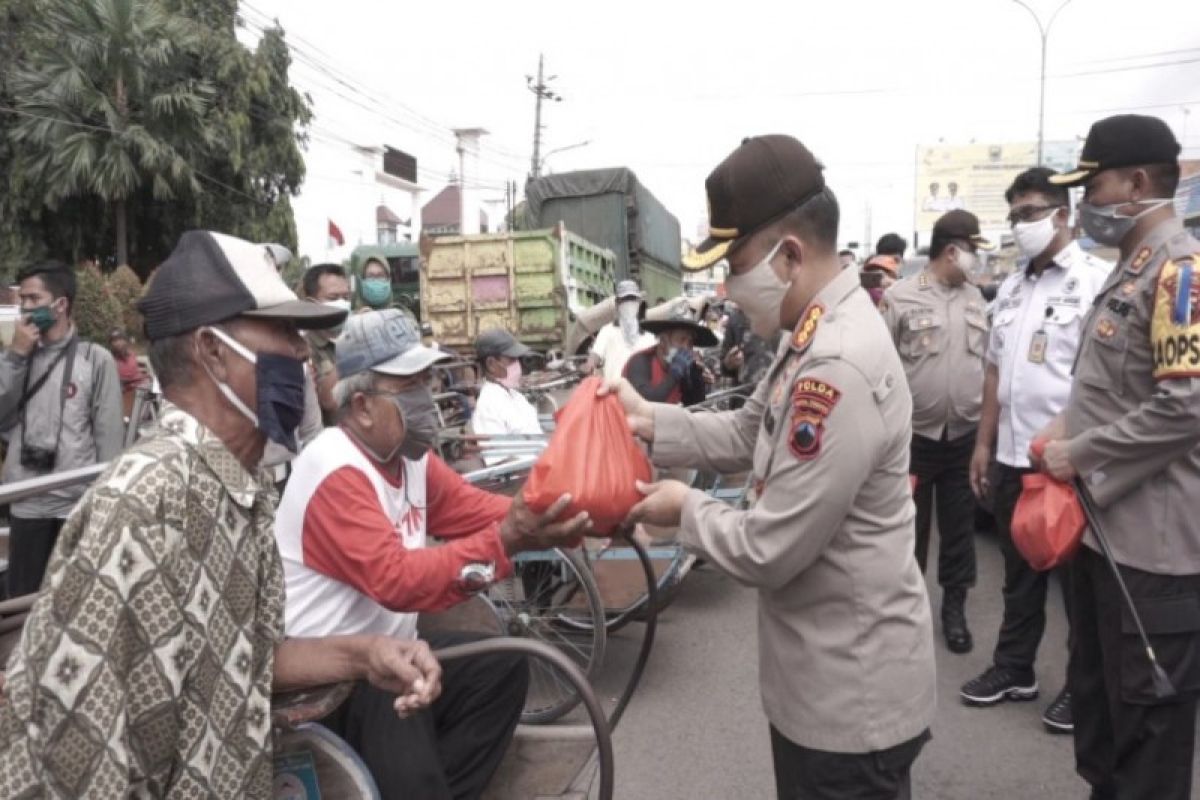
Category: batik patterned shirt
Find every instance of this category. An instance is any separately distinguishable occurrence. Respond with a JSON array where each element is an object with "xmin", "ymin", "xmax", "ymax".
[{"xmin": 0, "ymin": 404, "xmax": 285, "ymax": 798}]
